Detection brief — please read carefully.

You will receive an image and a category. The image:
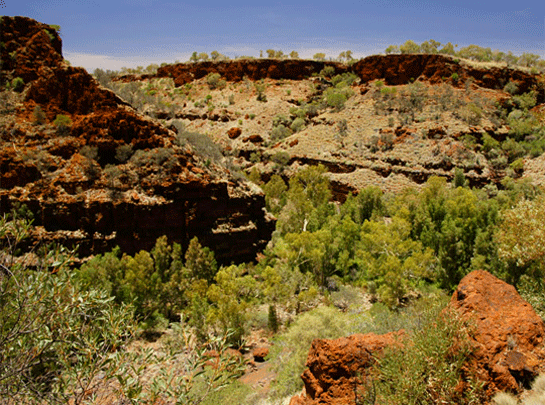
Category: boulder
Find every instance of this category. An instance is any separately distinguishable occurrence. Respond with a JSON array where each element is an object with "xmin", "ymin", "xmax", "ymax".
[
  {"xmin": 252, "ymin": 347, "xmax": 269, "ymax": 362},
  {"xmin": 449, "ymin": 270, "xmax": 545, "ymax": 394},
  {"xmin": 289, "ymin": 331, "xmax": 404, "ymax": 405},
  {"xmin": 227, "ymin": 127, "xmax": 242, "ymax": 139}
]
